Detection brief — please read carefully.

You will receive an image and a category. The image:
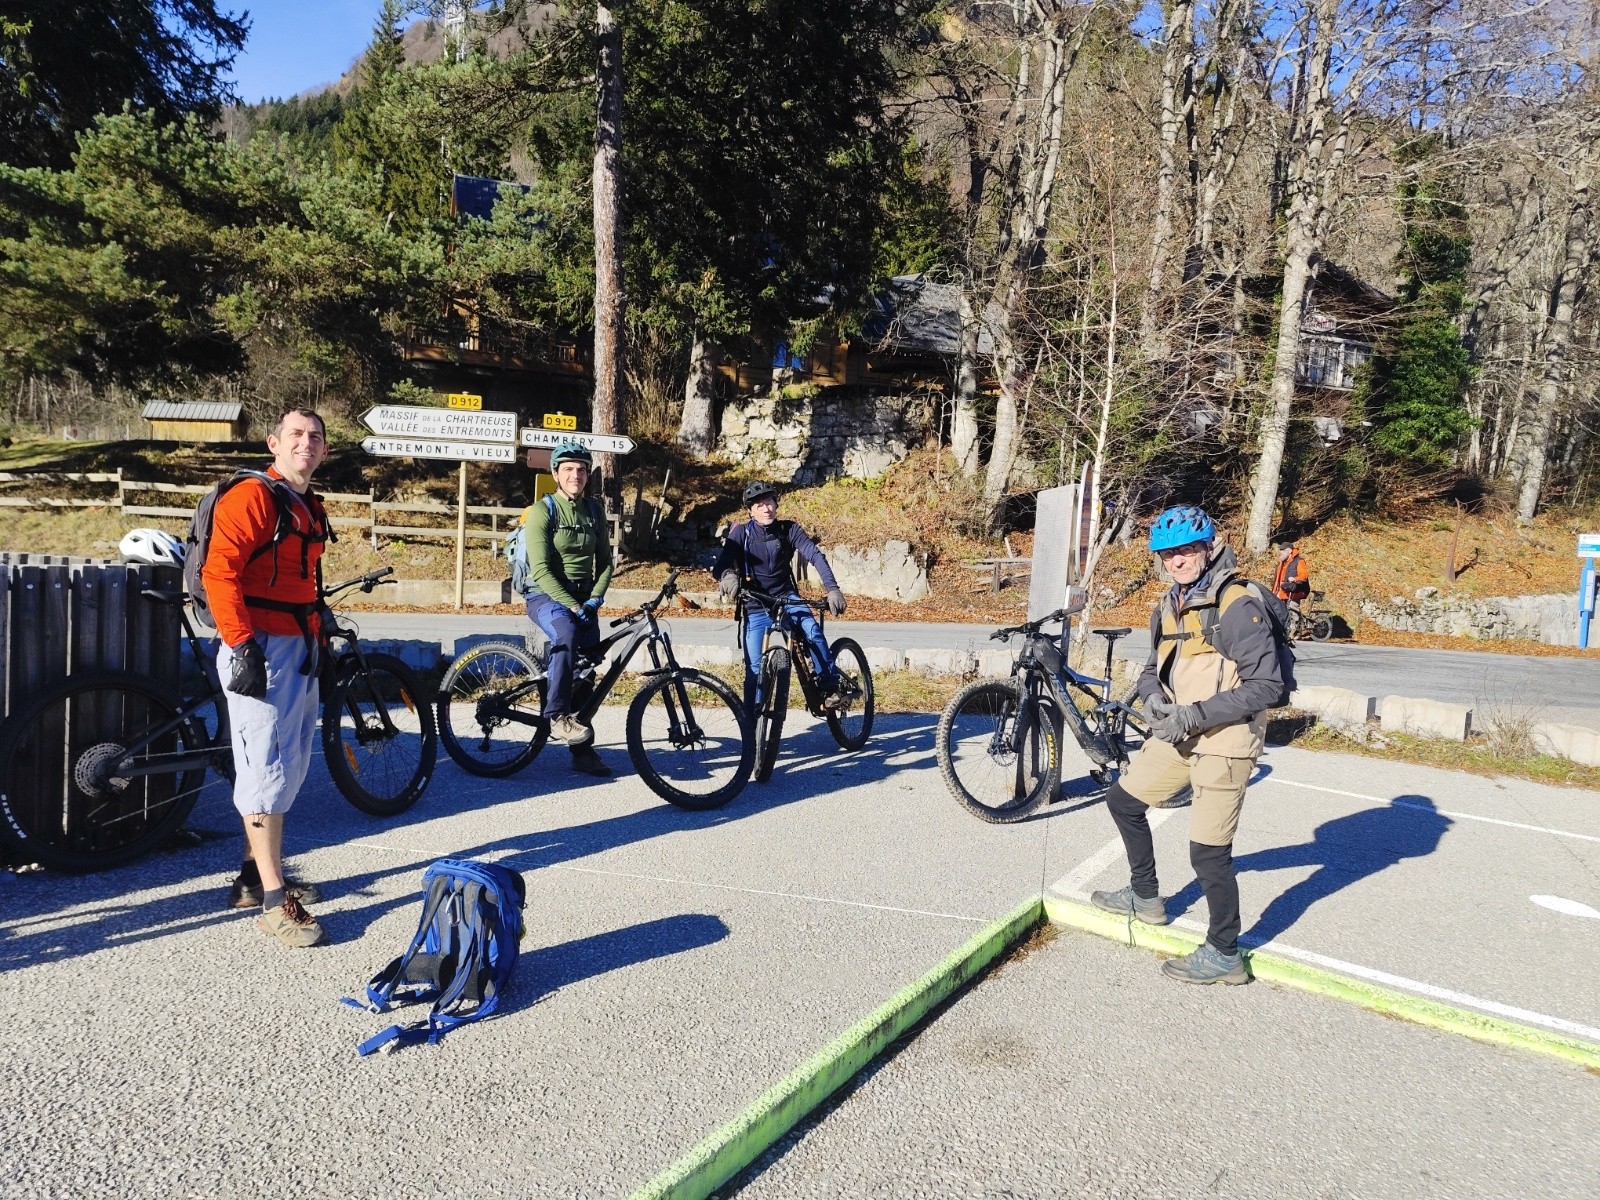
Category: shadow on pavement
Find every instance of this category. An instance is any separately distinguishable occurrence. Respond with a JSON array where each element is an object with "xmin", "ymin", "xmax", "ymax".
[
  {"xmin": 1164, "ymin": 794, "xmax": 1453, "ymax": 944},
  {"xmin": 0, "ymin": 715, "xmax": 937, "ymax": 968}
]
